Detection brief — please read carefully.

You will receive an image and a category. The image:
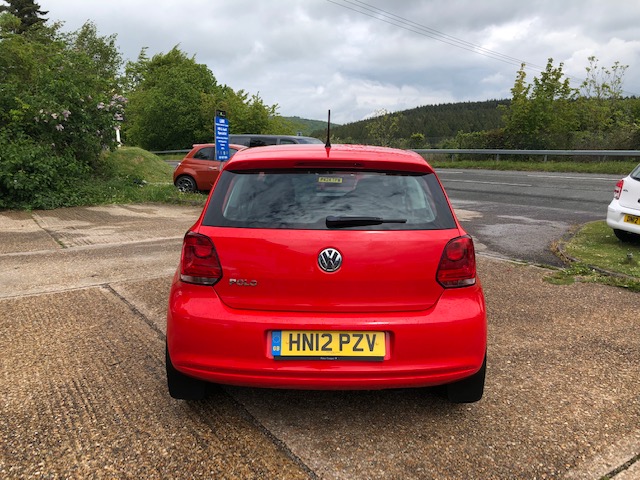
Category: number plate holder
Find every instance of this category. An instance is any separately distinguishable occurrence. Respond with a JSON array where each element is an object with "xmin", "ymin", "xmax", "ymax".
[
  {"xmin": 271, "ymin": 330, "xmax": 386, "ymax": 360},
  {"xmin": 623, "ymin": 214, "xmax": 640, "ymax": 225}
]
